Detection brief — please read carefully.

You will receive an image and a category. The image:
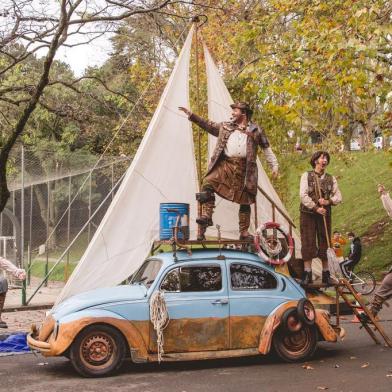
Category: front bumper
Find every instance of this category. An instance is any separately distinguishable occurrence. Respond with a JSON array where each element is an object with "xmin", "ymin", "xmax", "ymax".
[{"xmin": 27, "ymin": 332, "xmax": 51, "ymax": 353}]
